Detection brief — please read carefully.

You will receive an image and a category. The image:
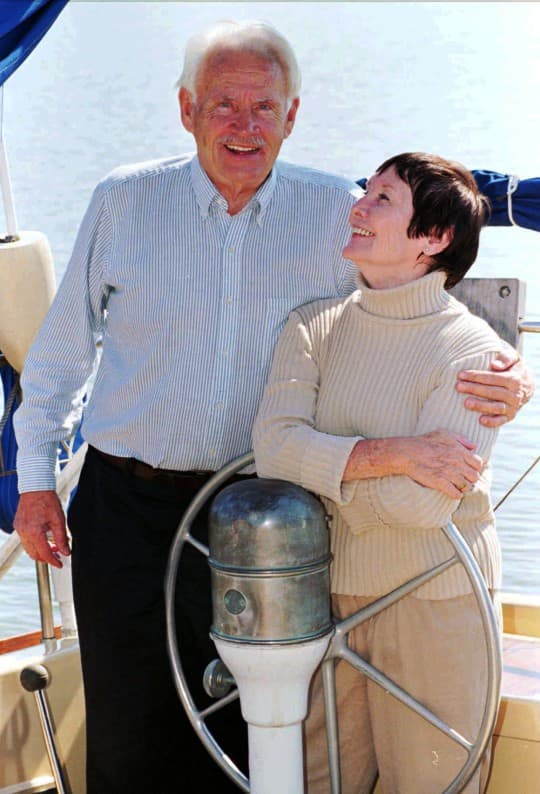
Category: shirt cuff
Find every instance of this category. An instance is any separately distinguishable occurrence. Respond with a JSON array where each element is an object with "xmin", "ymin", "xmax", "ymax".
[{"xmin": 17, "ymin": 454, "xmax": 58, "ymax": 493}]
